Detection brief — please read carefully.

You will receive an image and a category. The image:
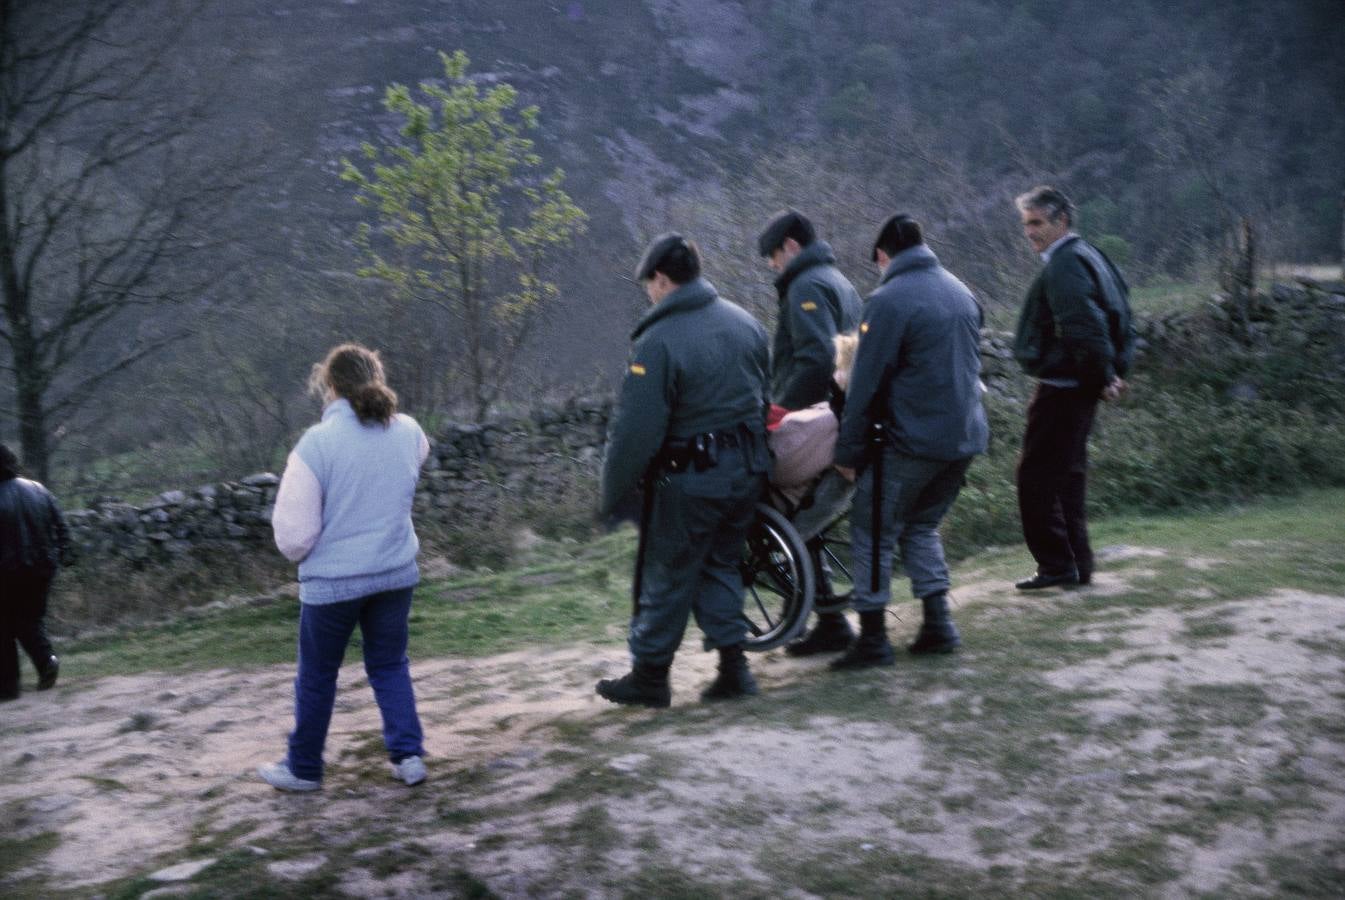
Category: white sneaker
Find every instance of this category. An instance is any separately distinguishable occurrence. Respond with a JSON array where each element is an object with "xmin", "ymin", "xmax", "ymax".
[
  {"xmin": 391, "ymin": 756, "xmax": 426, "ymax": 786},
  {"xmin": 258, "ymin": 760, "xmax": 321, "ymax": 792}
]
